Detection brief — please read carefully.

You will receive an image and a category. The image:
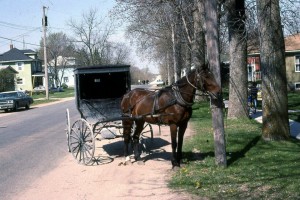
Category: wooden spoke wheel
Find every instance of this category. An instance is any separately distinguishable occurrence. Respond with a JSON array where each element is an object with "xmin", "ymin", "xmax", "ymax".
[
  {"xmin": 132, "ymin": 123, "xmax": 154, "ymax": 154},
  {"xmin": 140, "ymin": 123, "xmax": 154, "ymax": 153},
  {"xmin": 69, "ymin": 119, "xmax": 95, "ymax": 165}
]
